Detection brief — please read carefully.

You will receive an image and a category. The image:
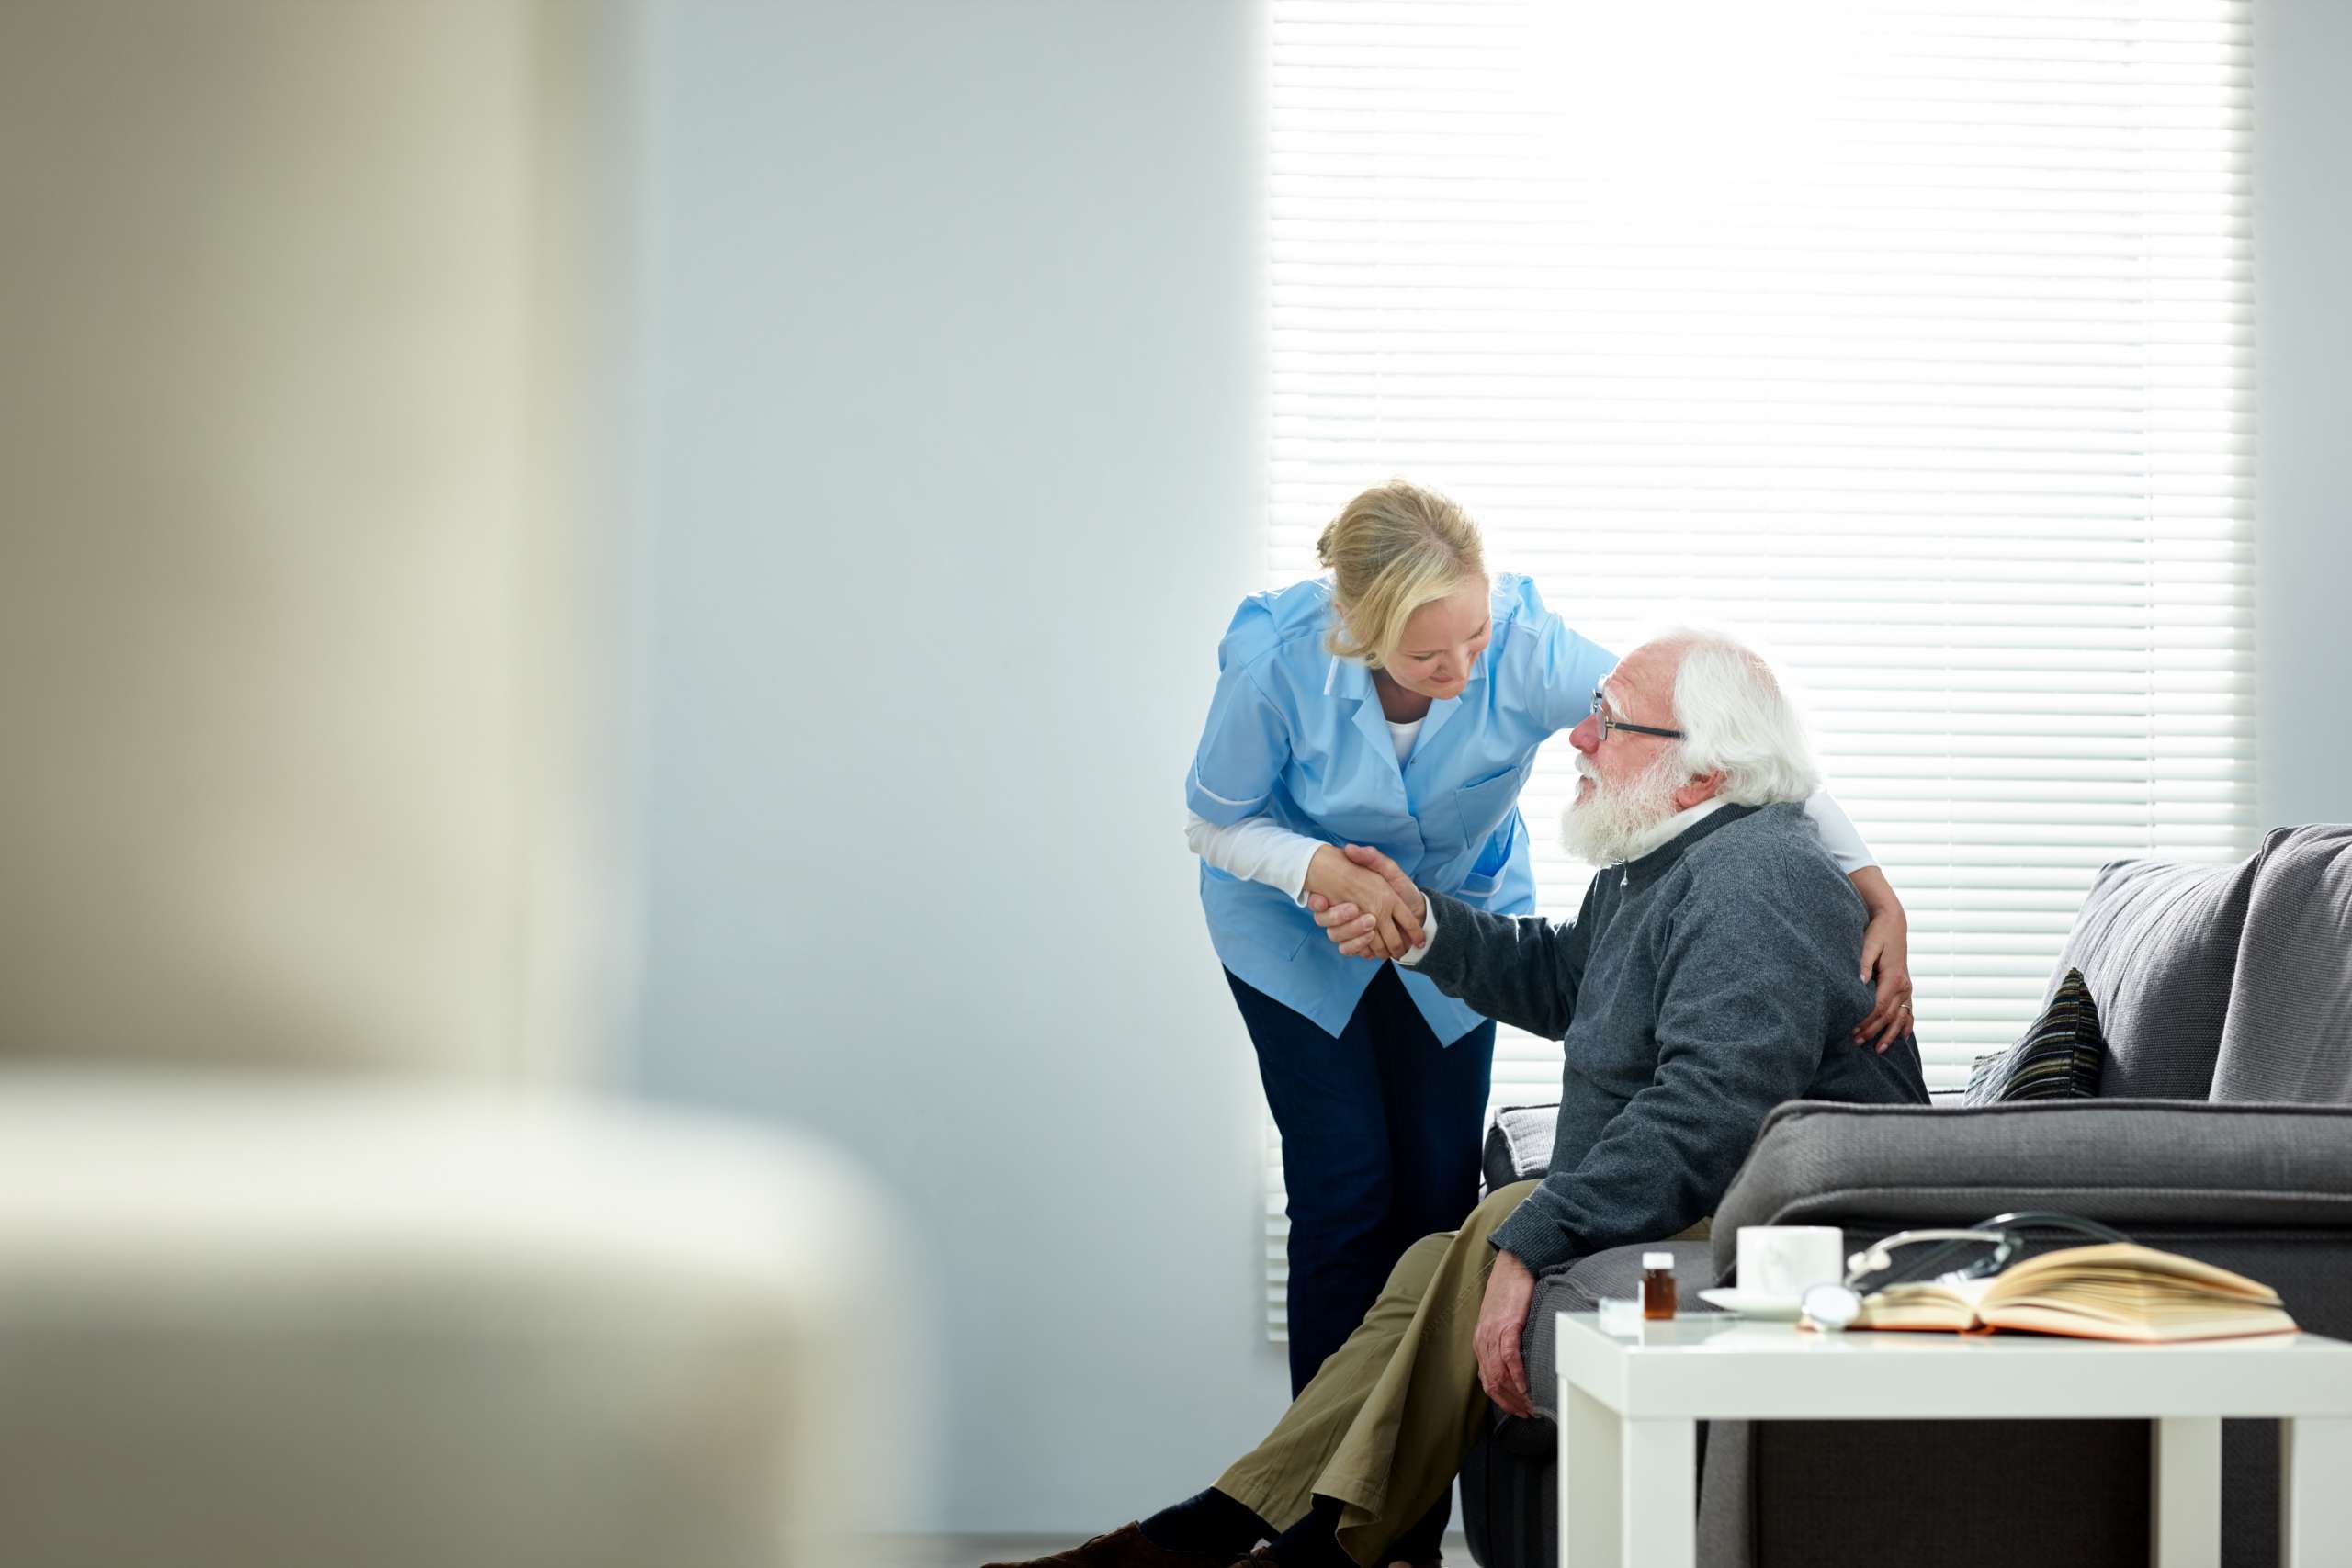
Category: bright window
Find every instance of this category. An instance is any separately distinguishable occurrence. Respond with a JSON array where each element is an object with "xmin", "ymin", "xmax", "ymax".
[{"xmin": 1264, "ymin": 0, "xmax": 2256, "ymax": 1339}]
